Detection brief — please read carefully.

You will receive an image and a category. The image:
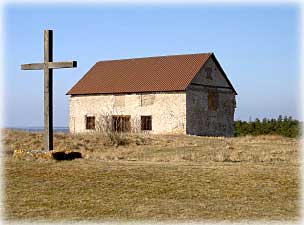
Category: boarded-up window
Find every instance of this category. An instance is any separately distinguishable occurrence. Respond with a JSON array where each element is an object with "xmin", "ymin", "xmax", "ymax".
[
  {"xmin": 205, "ymin": 67, "xmax": 213, "ymax": 80},
  {"xmin": 86, "ymin": 116, "xmax": 95, "ymax": 130},
  {"xmin": 192, "ymin": 96, "xmax": 196, "ymax": 104},
  {"xmin": 208, "ymin": 92, "xmax": 219, "ymax": 111},
  {"xmin": 112, "ymin": 115, "xmax": 131, "ymax": 132},
  {"xmin": 141, "ymin": 116, "xmax": 152, "ymax": 131},
  {"xmin": 114, "ymin": 95, "xmax": 125, "ymax": 107},
  {"xmin": 140, "ymin": 94, "xmax": 155, "ymax": 106}
]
